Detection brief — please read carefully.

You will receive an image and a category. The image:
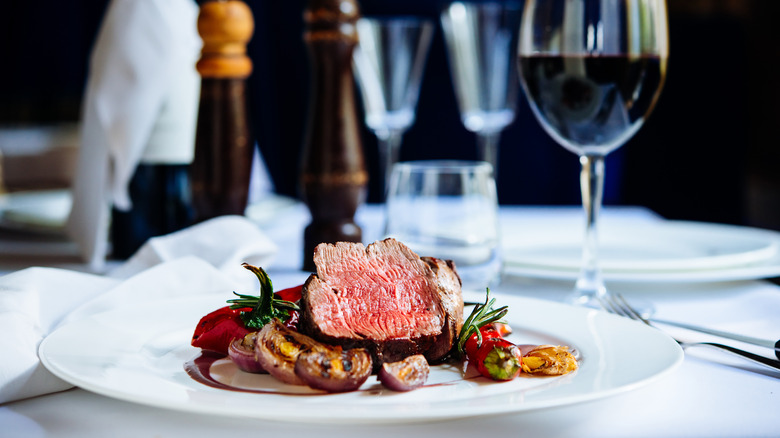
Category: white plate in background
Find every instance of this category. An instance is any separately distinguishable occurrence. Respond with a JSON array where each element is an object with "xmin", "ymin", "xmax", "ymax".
[
  {"xmin": 0, "ymin": 190, "xmax": 302, "ymax": 233},
  {"xmin": 503, "ymin": 220, "xmax": 780, "ymax": 283},
  {"xmin": 0, "ymin": 189, "xmax": 71, "ymax": 234}
]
